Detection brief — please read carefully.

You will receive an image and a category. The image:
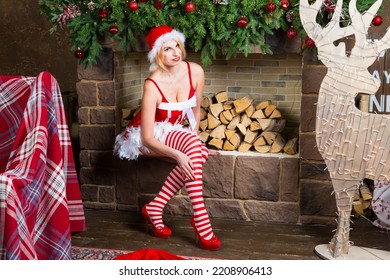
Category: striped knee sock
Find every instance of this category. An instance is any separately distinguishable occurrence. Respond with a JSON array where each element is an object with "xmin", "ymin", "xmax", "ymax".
[
  {"xmin": 145, "ymin": 166, "xmax": 183, "ymax": 228},
  {"xmin": 165, "ymin": 130, "xmax": 214, "ymax": 240}
]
